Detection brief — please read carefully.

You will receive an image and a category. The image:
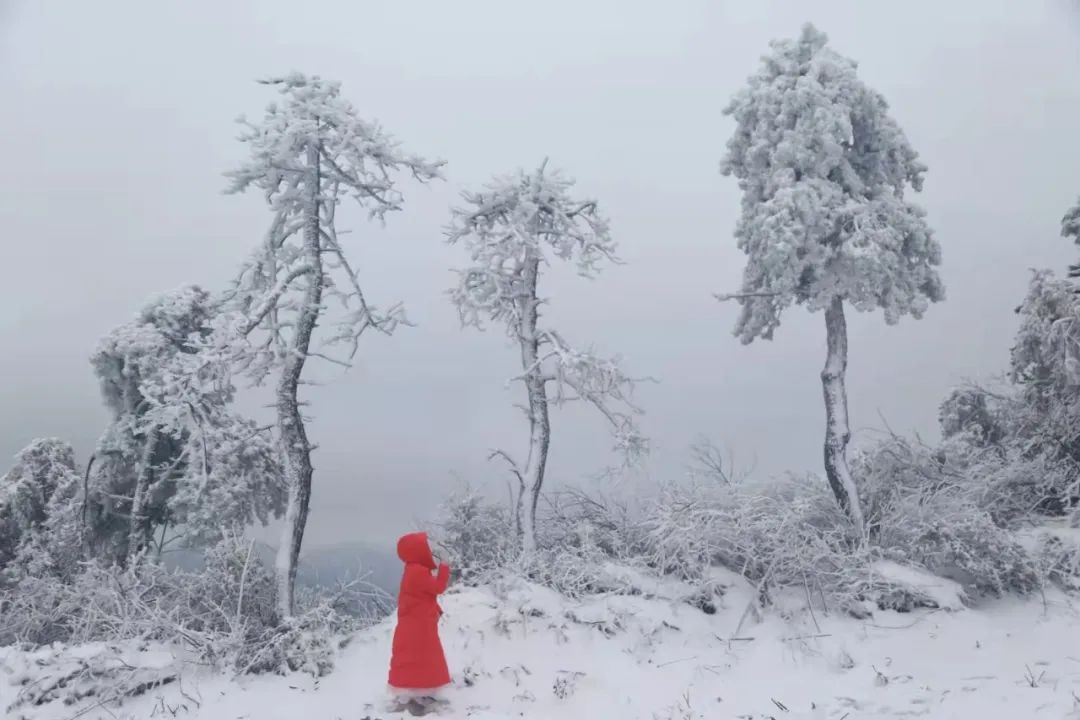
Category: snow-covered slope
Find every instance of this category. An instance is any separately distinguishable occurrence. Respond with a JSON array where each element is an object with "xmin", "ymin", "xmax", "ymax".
[{"xmin": 4, "ymin": 569, "xmax": 1080, "ymax": 719}]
